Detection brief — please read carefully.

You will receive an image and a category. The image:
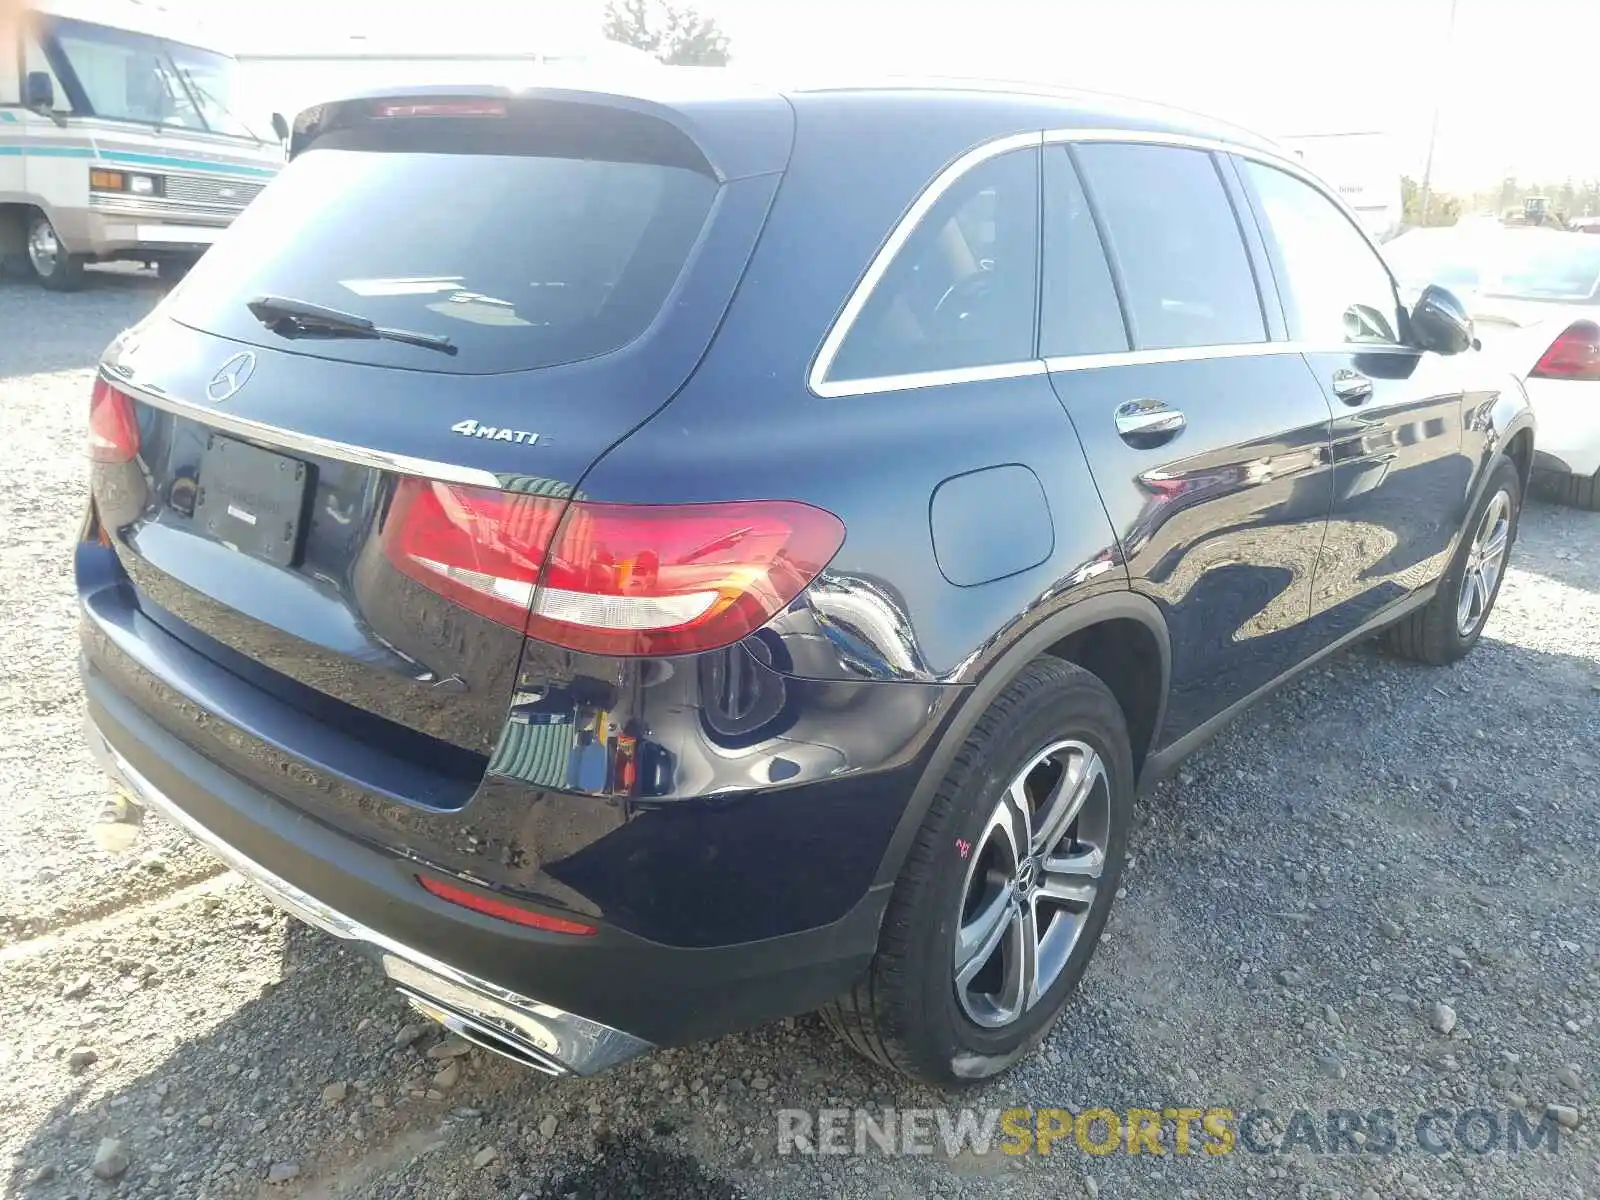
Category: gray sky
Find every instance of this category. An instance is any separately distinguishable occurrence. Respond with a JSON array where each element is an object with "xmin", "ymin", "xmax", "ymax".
[{"xmin": 203, "ymin": 0, "xmax": 1596, "ymax": 189}]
